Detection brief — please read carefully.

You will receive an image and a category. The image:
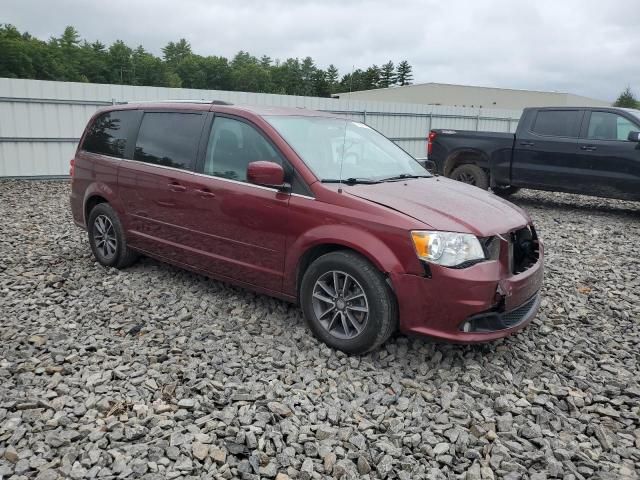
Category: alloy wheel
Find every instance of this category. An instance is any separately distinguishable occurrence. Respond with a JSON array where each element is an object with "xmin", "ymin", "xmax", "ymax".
[
  {"xmin": 311, "ymin": 270, "xmax": 369, "ymax": 339},
  {"xmin": 93, "ymin": 214, "xmax": 117, "ymax": 260},
  {"xmin": 455, "ymin": 172, "xmax": 477, "ymax": 185}
]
